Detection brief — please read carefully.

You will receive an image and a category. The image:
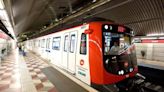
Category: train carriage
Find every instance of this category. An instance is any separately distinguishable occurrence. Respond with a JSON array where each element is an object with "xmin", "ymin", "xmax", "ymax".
[{"xmin": 25, "ymin": 18, "xmax": 139, "ymax": 91}]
